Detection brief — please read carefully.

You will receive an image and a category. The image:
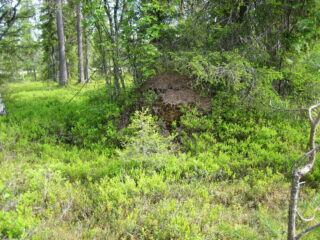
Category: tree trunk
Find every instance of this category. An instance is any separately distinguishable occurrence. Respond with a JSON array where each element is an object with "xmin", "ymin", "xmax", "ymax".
[
  {"xmin": 103, "ymin": 0, "xmax": 127, "ymax": 96},
  {"xmin": 76, "ymin": 3, "xmax": 84, "ymax": 84},
  {"xmin": 33, "ymin": 66, "xmax": 37, "ymax": 82},
  {"xmin": 96, "ymin": 24, "xmax": 109, "ymax": 86},
  {"xmin": 112, "ymin": 54, "xmax": 121, "ymax": 95},
  {"xmin": 101, "ymin": 48, "xmax": 108, "ymax": 86},
  {"xmin": 84, "ymin": 30, "xmax": 89, "ymax": 81},
  {"xmin": 288, "ymin": 172, "xmax": 301, "ymax": 240},
  {"xmin": 111, "ymin": 31, "xmax": 123, "ymax": 95},
  {"xmin": 56, "ymin": 0, "xmax": 67, "ymax": 86},
  {"xmin": 0, "ymin": 93, "xmax": 6, "ymax": 116},
  {"xmin": 66, "ymin": 61, "xmax": 71, "ymax": 79},
  {"xmin": 287, "ymin": 104, "xmax": 320, "ymax": 240}
]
